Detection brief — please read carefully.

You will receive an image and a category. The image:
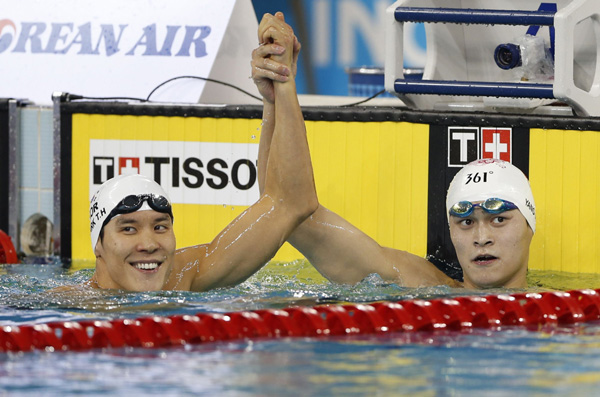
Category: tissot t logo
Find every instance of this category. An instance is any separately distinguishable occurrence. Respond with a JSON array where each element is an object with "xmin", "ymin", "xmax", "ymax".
[
  {"xmin": 448, "ymin": 127, "xmax": 479, "ymax": 167},
  {"xmin": 93, "ymin": 157, "xmax": 115, "ymax": 184}
]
